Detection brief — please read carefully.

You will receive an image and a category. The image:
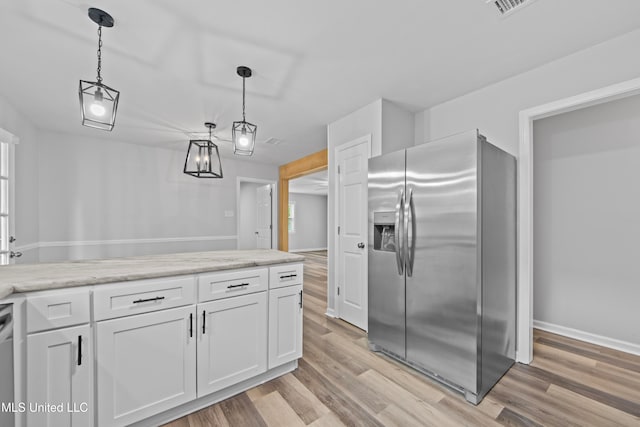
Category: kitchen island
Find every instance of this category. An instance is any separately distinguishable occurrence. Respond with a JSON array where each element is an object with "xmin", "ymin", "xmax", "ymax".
[{"xmin": 0, "ymin": 249, "xmax": 305, "ymax": 427}]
